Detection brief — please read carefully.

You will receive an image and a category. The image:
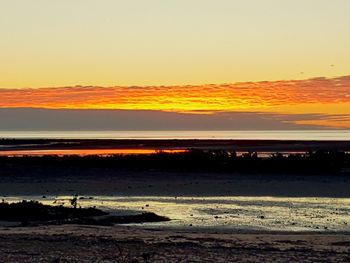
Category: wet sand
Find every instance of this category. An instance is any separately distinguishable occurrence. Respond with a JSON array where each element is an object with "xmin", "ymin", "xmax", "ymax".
[
  {"xmin": 0, "ymin": 225, "xmax": 349, "ymax": 262},
  {"xmin": 1, "ymin": 171, "xmax": 350, "ymax": 261},
  {"xmin": 1, "ymin": 171, "xmax": 350, "ymax": 197}
]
